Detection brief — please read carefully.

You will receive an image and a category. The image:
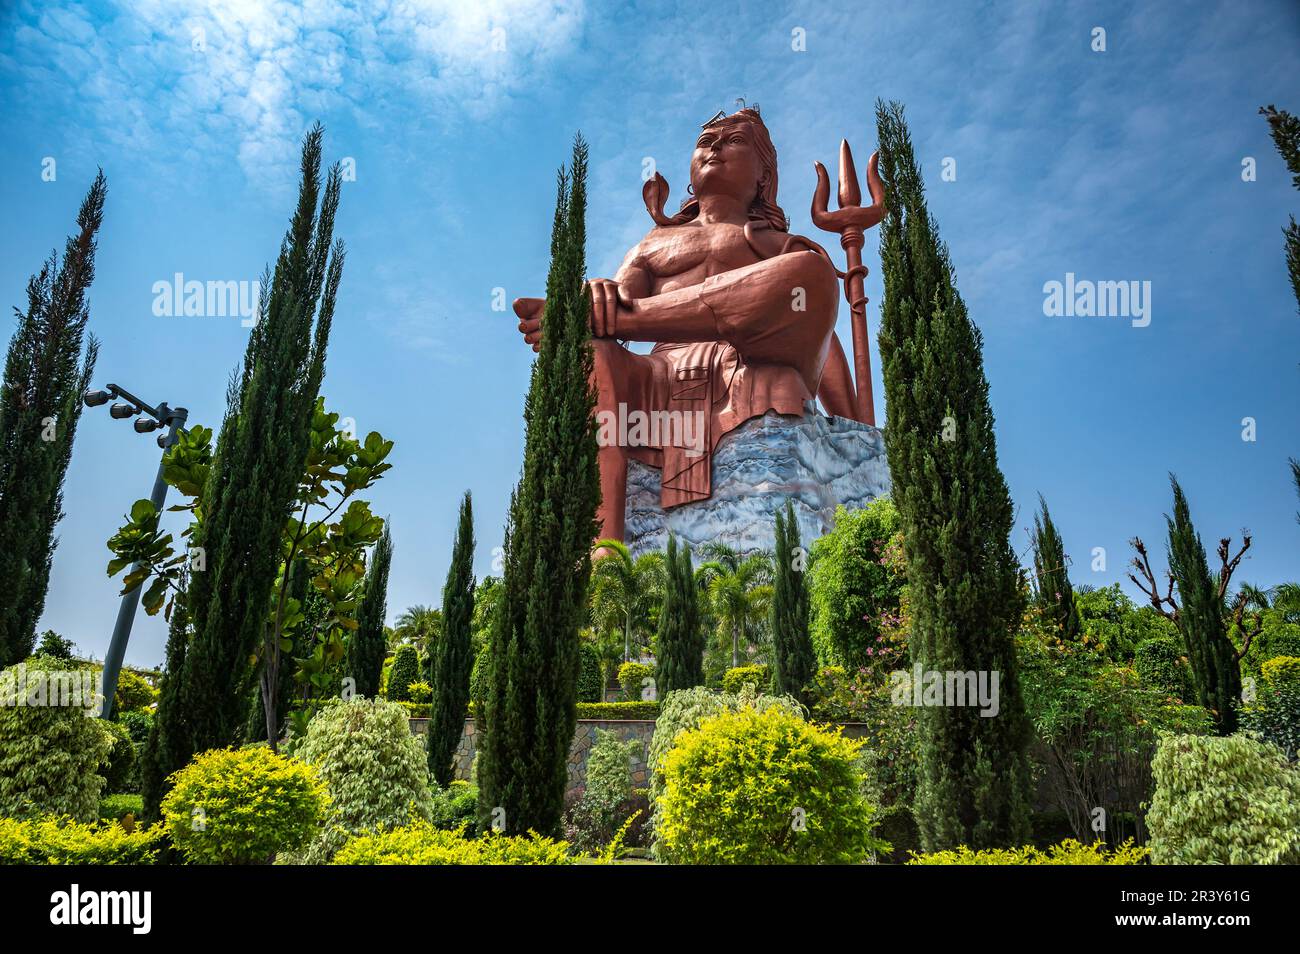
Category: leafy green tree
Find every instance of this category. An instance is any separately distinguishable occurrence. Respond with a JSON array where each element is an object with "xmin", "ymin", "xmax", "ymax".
[
  {"xmin": 35, "ymin": 630, "xmax": 76, "ymax": 661},
  {"xmin": 1129, "ymin": 476, "xmax": 1253, "ymax": 735},
  {"xmin": 808, "ymin": 498, "xmax": 904, "ymax": 670},
  {"xmin": 697, "ymin": 543, "xmax": 773, "ymax": 671},
  {"xmin": 770, "ymin": 501, "xmax": 815, "ymax": 702},
  {"xmin": 348, "ymin": 523, "xmax": 393, "ymax": 699},
  {"xmin": 655, "ymin": 535, "xmax": 704, "ymax": 695},
  {"xmin": 875, "ymin": 99, "xmax": 1033, "ymax": 850},
  {"xmin": 429, "ymin": 491, "xmax": 475, "ymax": 786},
  {"xmin": 591, "ymin": 540, "xmax": 666, "ymax": 663},
  {"xmin": 0, "ymin": 172, "xmax": 103, "ymax": 667},
  {"xmin": 477, "ymin": 135, "xmax": 601, "ymax": 837},
  {"xmin": 1030, "ymin": 494, "xmax": 1082, "ymax": 641}
]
